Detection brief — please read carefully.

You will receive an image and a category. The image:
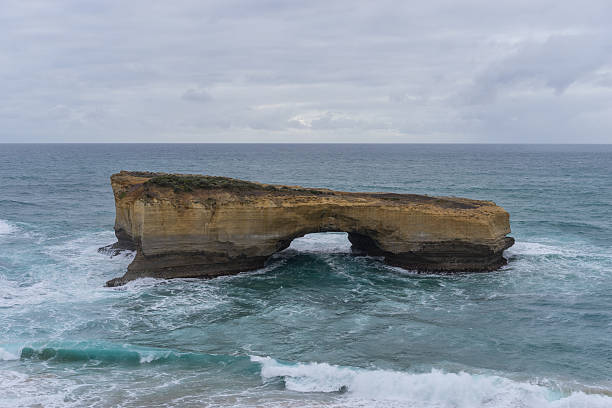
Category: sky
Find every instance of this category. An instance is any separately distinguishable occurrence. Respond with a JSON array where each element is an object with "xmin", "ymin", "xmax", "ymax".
[{"xmin": 1, "ymin": 0, "xmax": 611, "ymax": 143}]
